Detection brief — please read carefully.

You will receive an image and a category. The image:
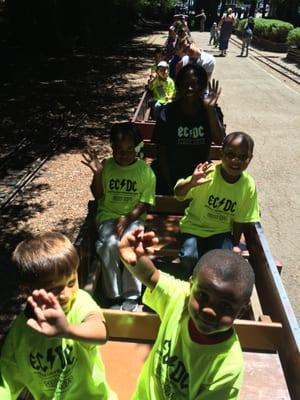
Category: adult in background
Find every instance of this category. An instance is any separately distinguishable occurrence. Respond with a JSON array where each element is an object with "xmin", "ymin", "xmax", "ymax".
[
  {"xmin": 195, "ymin": 9, "xmax": 206, "ymax": 32},
  {"xmin": 151, "ymin": 64, "xmax": 225, "ymax": 195},
  {"xmin": 219, "ymin": 8, "xmax": 236, "ymax": 56},
  {"xmin": 177, "ymin": 43, "xmax": 216, "ymax": 82}
]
